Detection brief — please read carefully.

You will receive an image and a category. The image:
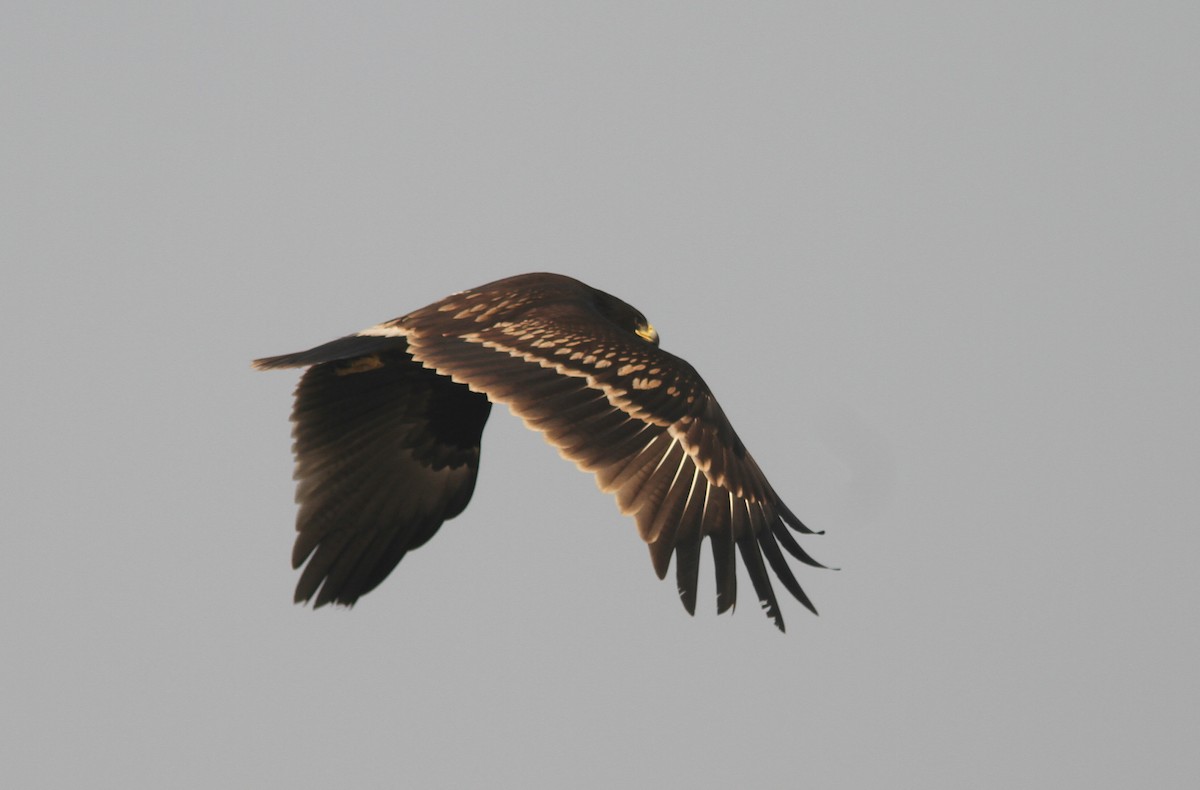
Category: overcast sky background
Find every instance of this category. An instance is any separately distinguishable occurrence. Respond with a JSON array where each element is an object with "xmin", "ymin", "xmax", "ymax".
[{"xmin": 4, "ymin": 3, "xmax": 1198, "ymax": 788}]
